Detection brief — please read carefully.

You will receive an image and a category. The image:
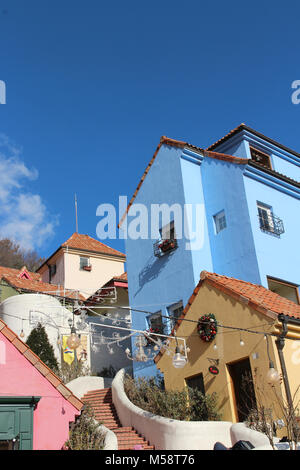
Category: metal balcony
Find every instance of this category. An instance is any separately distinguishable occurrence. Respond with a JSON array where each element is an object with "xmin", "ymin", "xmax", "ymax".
[{"xmin": 258, "ymin": 213, "xmax": 285, "ymax": 236}]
